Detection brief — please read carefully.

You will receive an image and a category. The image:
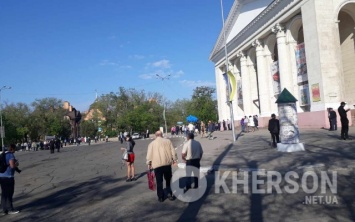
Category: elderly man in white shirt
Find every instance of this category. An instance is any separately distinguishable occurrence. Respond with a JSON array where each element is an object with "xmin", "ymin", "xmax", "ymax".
[{"xmin": 182, "ymin": 132, "xmax": 203, "ymax": 191}]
